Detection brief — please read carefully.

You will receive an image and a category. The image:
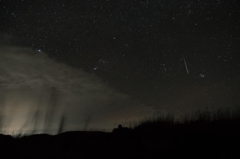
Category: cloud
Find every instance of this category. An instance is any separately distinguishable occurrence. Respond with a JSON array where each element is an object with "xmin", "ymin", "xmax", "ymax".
[{"xmin": 0, "ymin": 41, "xmax": 154, "ymax": 135}]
